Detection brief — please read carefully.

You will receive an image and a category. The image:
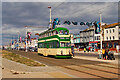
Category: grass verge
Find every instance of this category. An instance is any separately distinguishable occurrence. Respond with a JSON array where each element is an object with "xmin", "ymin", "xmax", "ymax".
[{"xmin": 1, "ymin": 50, "xmax": 45, "ymax": 67}]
